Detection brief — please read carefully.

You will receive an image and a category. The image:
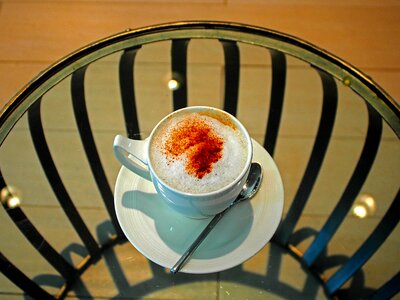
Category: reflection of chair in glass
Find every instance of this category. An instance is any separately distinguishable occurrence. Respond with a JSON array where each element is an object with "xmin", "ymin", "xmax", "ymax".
[{"xmin": 1, "ymin": 22, "xmax": 399, "ymax": 299}]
